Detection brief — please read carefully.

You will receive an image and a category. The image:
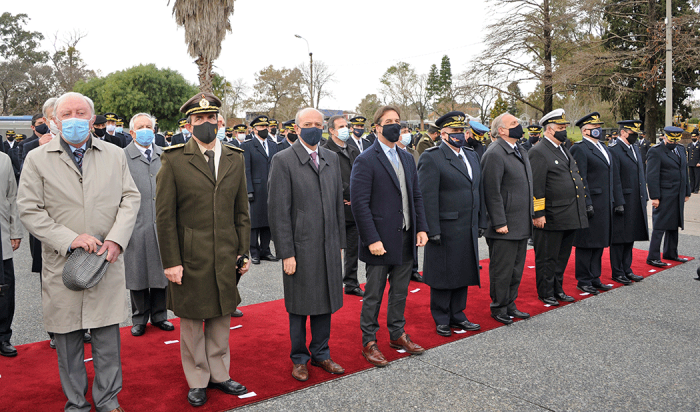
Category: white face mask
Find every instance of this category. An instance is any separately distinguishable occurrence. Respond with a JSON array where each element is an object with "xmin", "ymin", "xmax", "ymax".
[
  {"xmin": 106, "ymin": 124, "xmax": 116, "ymax": 133},
  {"xmin": 49, "ymin": 120, "xmax": 60, "ymax": 136},
  {"xmin": 400, "ymin": 132, "xmax": 412, "ymax": 147},
  {"xmin": 237, "ymin": 134, "xmax": 246, "ymax": 142},
  {"xmin": 337, "ymin": 128, "xmax": 350, "ymax": 142}
]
